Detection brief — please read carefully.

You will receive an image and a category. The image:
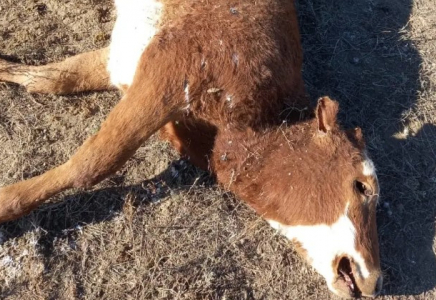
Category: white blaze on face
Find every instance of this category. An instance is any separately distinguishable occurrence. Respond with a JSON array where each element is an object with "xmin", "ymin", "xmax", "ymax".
[
  {"xmin": 267, "ymin": 204, "xmax": 370, "ymax": 293},
  {"xmin": 108, "ymin": 0, "xmax": 163, "ymax": 87}
]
